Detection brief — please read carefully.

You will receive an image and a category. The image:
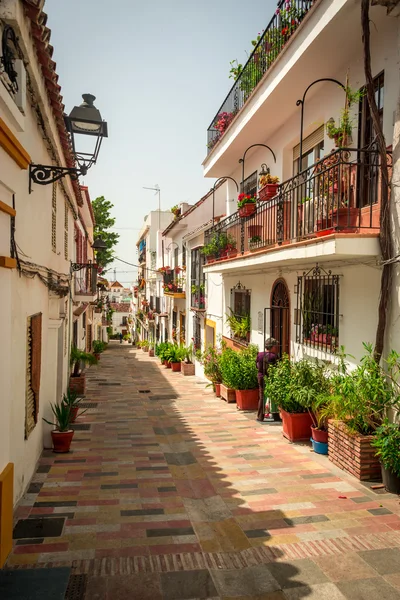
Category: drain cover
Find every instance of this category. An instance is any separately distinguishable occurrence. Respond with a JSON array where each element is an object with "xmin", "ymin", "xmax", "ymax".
[
  {"xmin": 139, "ymin": 390, "xmax": 151, "ymax": 393},
  {"xmin": 79, "ymin": 402, "xmax": 98, "ymax": 409},
  {"xmin": 149, "ymin": 395, "xmax": 178, "ymax": 400},
  {"xmin": 71, "ymin": 423, "xmax": 91, "ymax": 431},
  {"xmin": 65, "ymin": 574, "xmax": 87, "ymax": 600},
  {"xmin": 98, "ymin": 382, "xmax": 121, "ymax": 386}
]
